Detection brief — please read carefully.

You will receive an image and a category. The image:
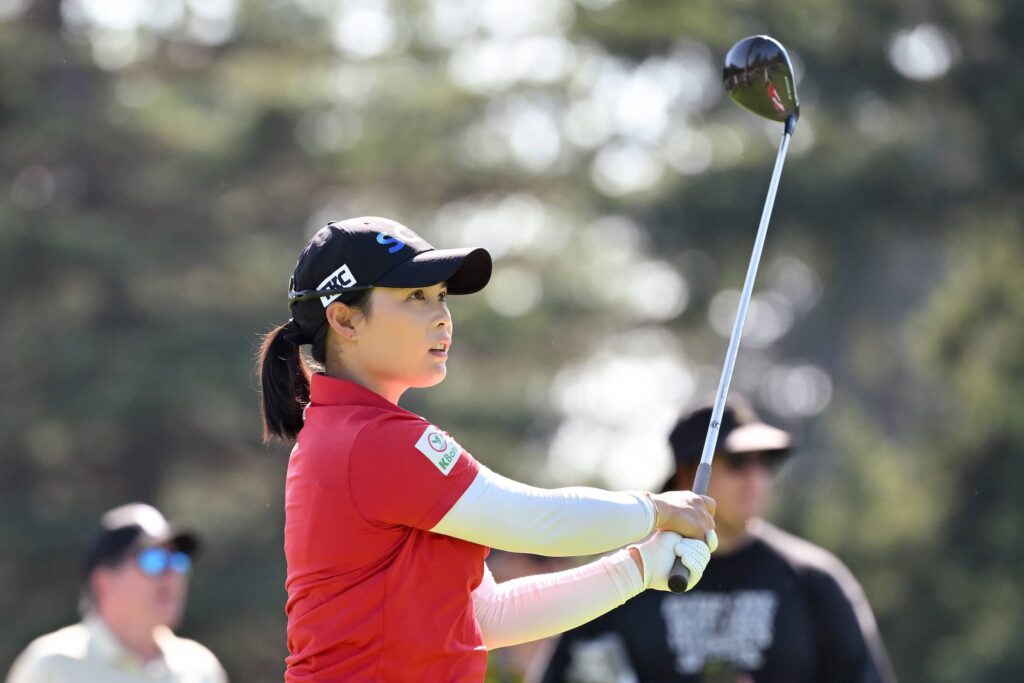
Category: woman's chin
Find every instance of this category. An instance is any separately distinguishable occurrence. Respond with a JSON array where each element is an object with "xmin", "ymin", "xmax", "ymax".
[{"xmin": 412, "ymin": 368, "xmax": 447, "ymax": 388}]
